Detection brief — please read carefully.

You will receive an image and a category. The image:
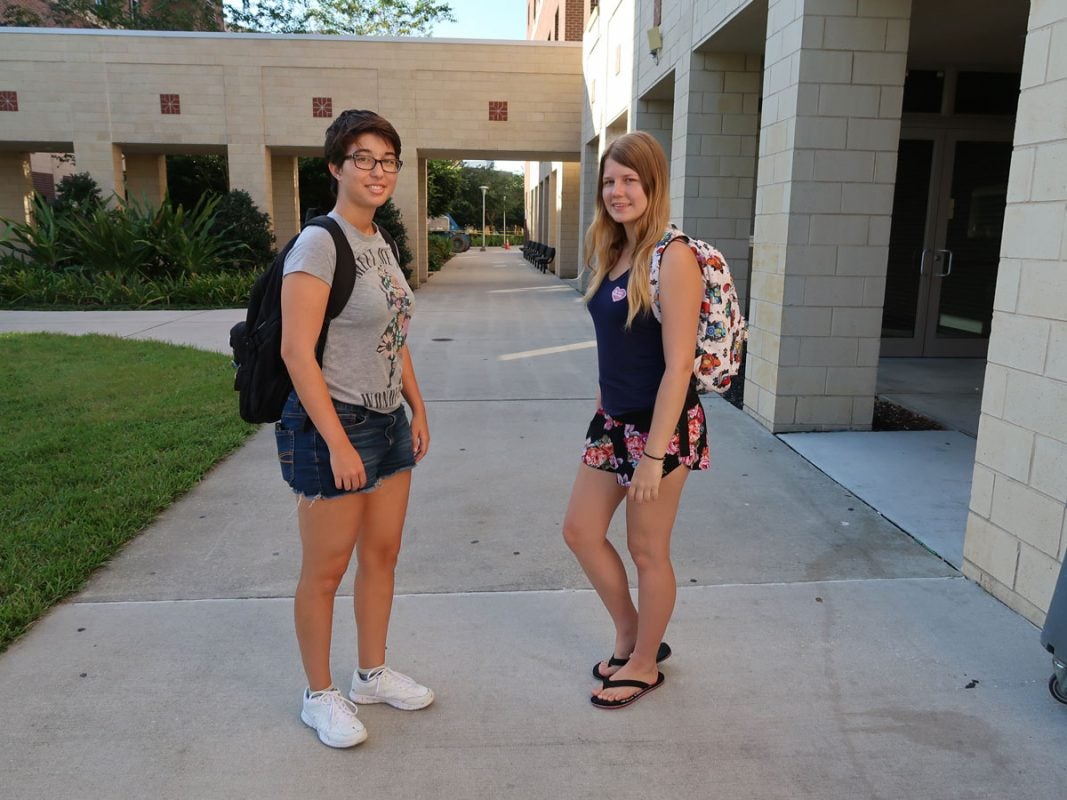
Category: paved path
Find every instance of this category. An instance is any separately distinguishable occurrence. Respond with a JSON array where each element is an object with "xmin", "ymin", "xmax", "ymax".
[{"xmin": 1, "ymin": 251, "xmax": 1064, "ymax": 799}]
